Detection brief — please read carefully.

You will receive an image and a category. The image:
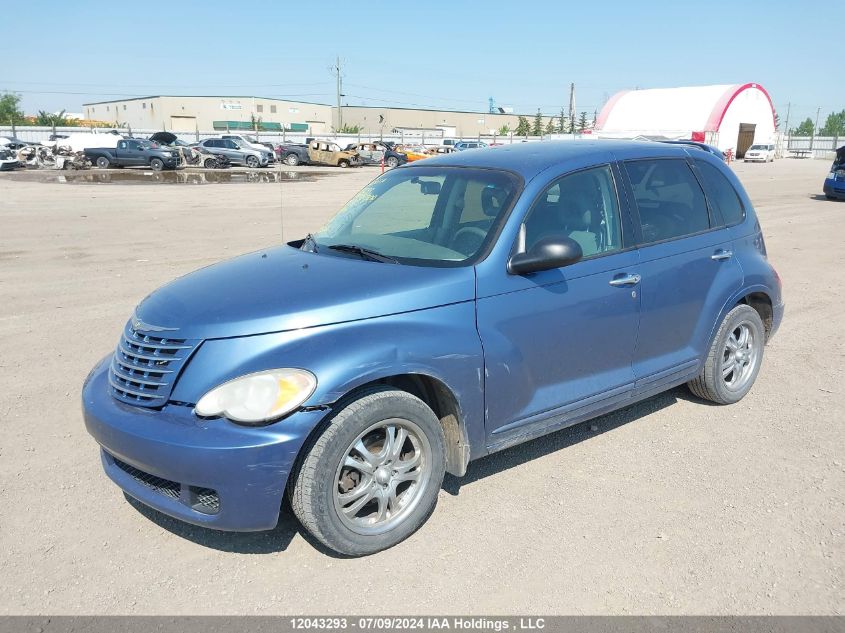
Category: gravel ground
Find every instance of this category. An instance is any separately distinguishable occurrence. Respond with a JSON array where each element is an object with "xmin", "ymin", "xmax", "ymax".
[{"xmin": 0, "ymin": 159, "xmax": 842, "ymax": 615}]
